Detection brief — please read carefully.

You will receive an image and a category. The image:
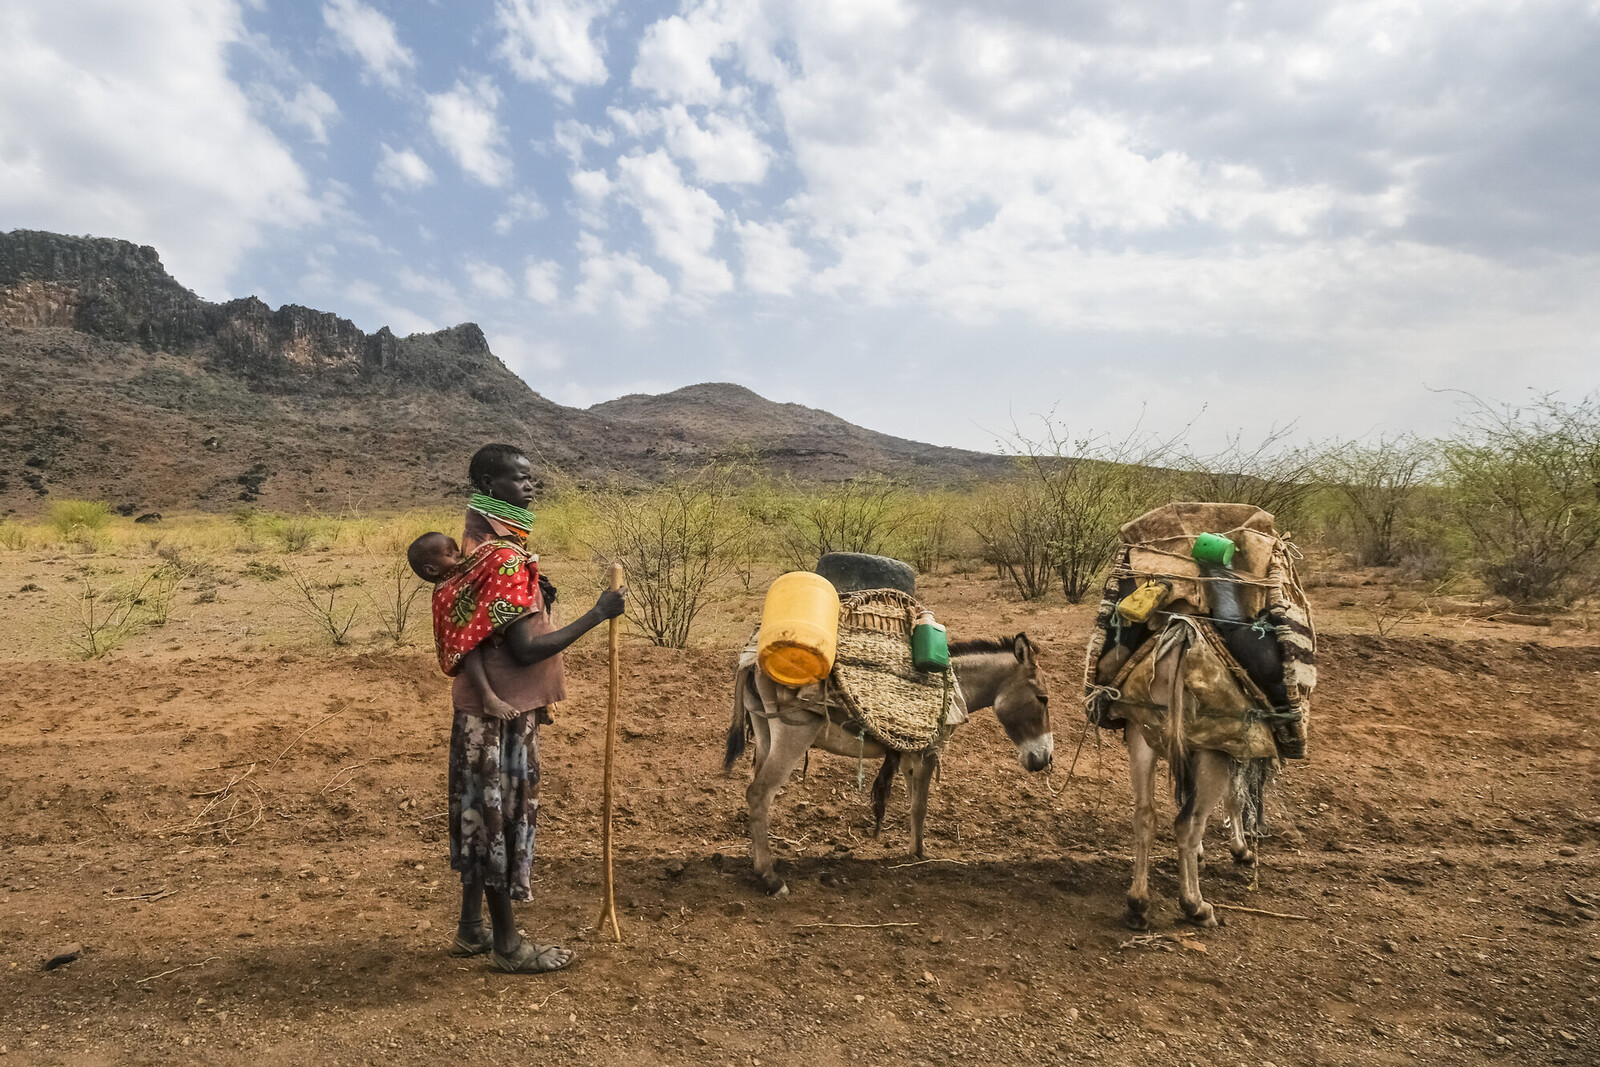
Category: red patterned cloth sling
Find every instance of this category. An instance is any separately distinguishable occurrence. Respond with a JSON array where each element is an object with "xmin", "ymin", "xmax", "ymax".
[{"xmin": 430, "ymin": 497, "xmax": 541, "ymax": 676}]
